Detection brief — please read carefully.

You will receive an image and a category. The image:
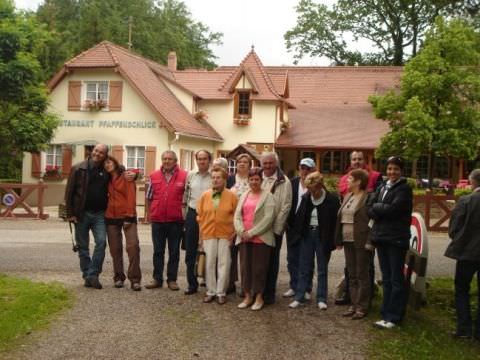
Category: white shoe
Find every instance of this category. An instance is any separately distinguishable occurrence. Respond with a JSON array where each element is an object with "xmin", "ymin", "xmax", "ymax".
[
  {"xmin": 289, "ymin": 300, "xmax": 303, "ymax": 309},
  {"xmin": 374, "ymin": 319, "xmax": 386, "ymax": 328},
  {"xmin": 304, "ymin": 292, "xmax": 312, "ymax": 301},
  {"xmin": 251, "ymin": 302, "xmax": 264, "ymax": 311},
  {"xmin": 283, "ymin": 289, "xmax": 295, "ymax": 298},
  {"xmin": 318, "ymin": 302, "xmax": 327, "ymax": 310},
  {"xmin": 382, "ymin": 321, "xmax": 396, "ymax": 329},
  {"xmin": 237, "ymin": 301, "xmax": 251, "ymax": 309}
]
